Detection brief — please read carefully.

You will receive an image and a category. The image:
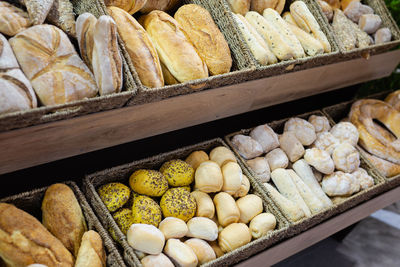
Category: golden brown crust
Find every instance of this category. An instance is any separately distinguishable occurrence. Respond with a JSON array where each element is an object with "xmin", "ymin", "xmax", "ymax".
[
  {"xmin": 174, "ymin": 4, "xmax": 232, "ymax": 75},
  {"xmin": 108, "ymin": 6, "xmax": 164, "ymax": 88},
  {"xmin": 140, "ymin": 0, "xmax": 181, "ymax": 13},
  {"xmin": 349, "ymin": 99, "xmax": 400, "ymax": 165},
  {"xmin": 75, "ymin": 231, "xmax": 106, "ymax": 267},
  {"xmin": 42, "ymin": 183, "xmax": 87, "ymax": 257},
  {"xmin": 76, "ymin": 13, "xmax": 97, "ymax": 70},
  {"xmin": 0, "ymin": 2, "xmax": 31, "ymax": 37},
  {"xmin": 141, "ymin": 10, "xmax": 208, "ymax": 83},
  {"xmin": 359, "ymin": 146, "xmax": 400, "ymax": 178},
  {"xmin": 385, "ymin": 90, "xmax": 400, "ymax": 112},
  {"xmin": 0, "ymin": 203, "xmax": 74, "ymax": 267},
  {"xmin": 104, "ymin": 0, "xmax": 134, "ymax": 12},
  {"xmin": 128, "ymin": 0, "xmax": 147, "ymax": 14}
]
